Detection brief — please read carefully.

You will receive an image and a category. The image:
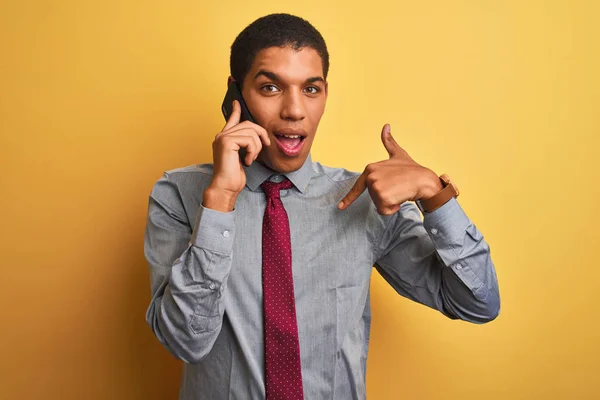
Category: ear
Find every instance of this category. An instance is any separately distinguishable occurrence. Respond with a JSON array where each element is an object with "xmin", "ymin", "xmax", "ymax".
[
  {"xmin": 227, "ymin": 76, "xmax": 235, "ymax": 88},
  {"xmin": 324, "ymin": 81, "xmax": 328, "ymax": 97}
]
